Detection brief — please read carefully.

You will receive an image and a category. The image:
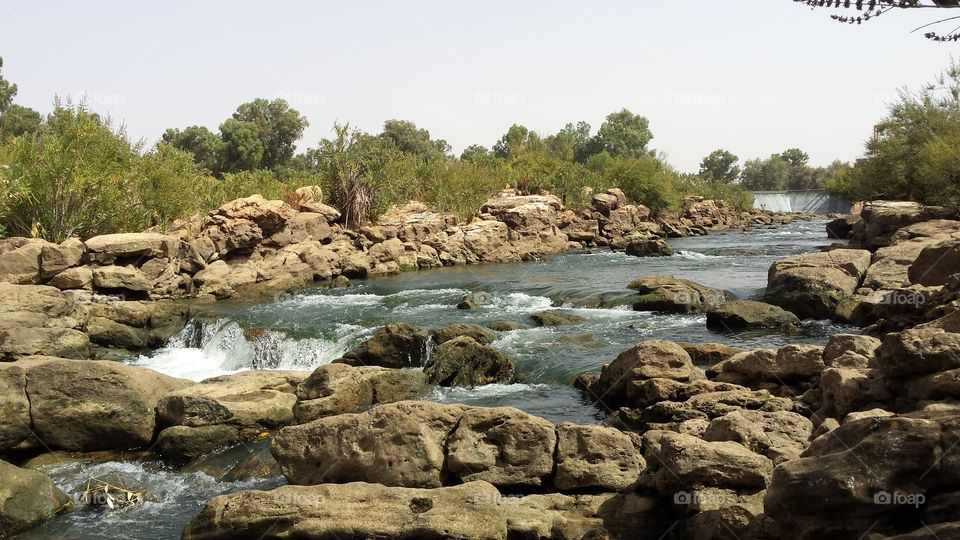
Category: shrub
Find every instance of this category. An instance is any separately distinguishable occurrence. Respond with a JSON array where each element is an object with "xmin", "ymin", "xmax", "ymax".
[{"xmin": 602, "ymin": 154, "xmax": 680, "ymax": 213}]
